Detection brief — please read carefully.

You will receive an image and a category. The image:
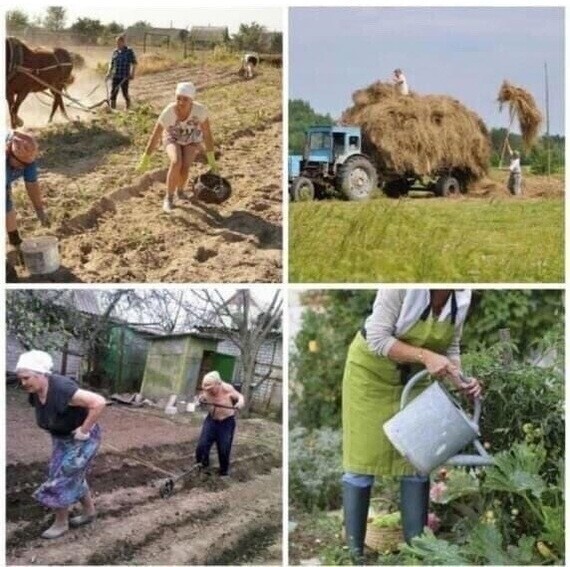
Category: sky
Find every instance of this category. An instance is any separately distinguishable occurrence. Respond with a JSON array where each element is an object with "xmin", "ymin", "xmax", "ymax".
[
  {"xmin": 289, "ymin": 7, "xmax": 564, "ymax": 135},
  {"xmin": 10, "ymin": 3, "xmax": 282, "ymax": 33}
]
